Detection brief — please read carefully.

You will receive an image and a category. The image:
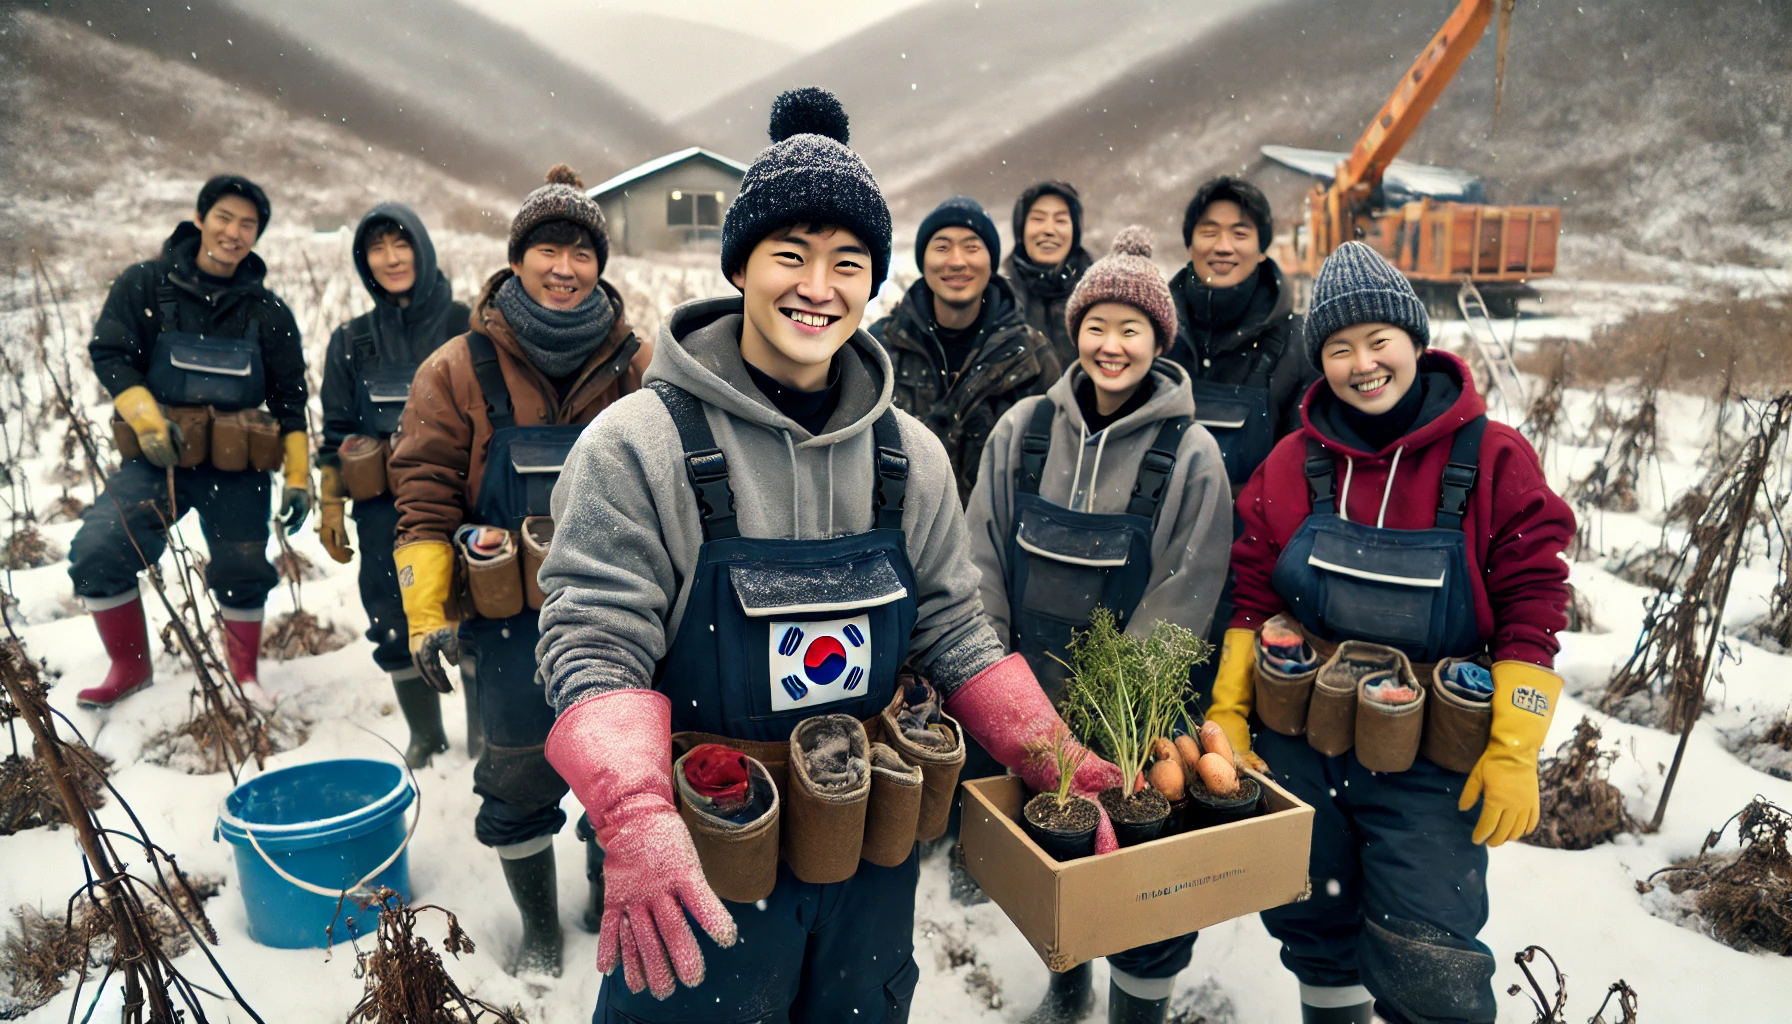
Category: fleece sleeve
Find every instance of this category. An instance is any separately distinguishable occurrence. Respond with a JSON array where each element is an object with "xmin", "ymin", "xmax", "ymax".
[
  {"xmin": 1129, "ymin": 425, "xmax": 1232, "ymax": 641},
  {"xmin": 962, "ymin": 400, "xmax": 1034, "ymax": 644},
  {"xmin": 259, "ymin": 296, "xmax": 309, "ymax": 435},
  {"xmin": 317, "ymin": 325, "xmax": 357, "ymax": 466},
  {"xmin": 1481, "ymin": 432, "xmax": 1575, "ymax": 667},
  {"xmin": 88, "ymin": 262, "xmax": 158, "ymax": 398},
  {"xmin": 1226, "ymin": 456, "xmax": 1292, "ymax": 632}
]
